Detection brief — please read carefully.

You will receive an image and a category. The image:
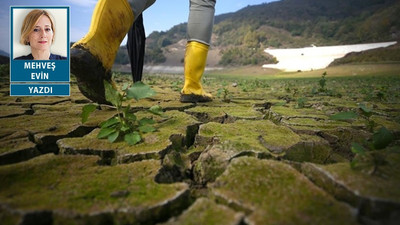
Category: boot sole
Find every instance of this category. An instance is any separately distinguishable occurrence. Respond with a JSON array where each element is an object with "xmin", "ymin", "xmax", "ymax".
[
  {"xmin": 71, "ymin": 46, "xmax": 112, "ymax": 105},
  {"xmin": 180, "ymin": 94, "xmax": 213, "ymax": 103}
]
